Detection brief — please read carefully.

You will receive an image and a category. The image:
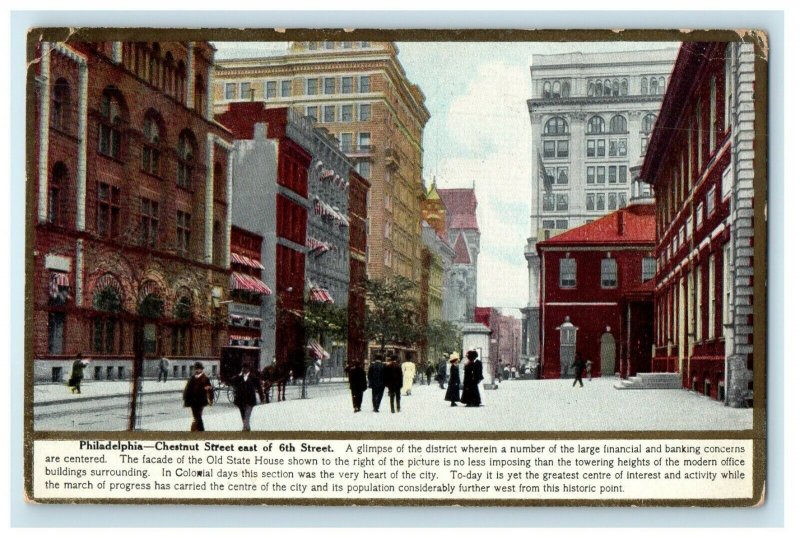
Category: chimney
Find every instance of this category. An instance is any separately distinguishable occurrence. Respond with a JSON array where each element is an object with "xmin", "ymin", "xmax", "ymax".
[{"xmin": 617, "ymin": 210, "xmax": 624, "ymax": 236}]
